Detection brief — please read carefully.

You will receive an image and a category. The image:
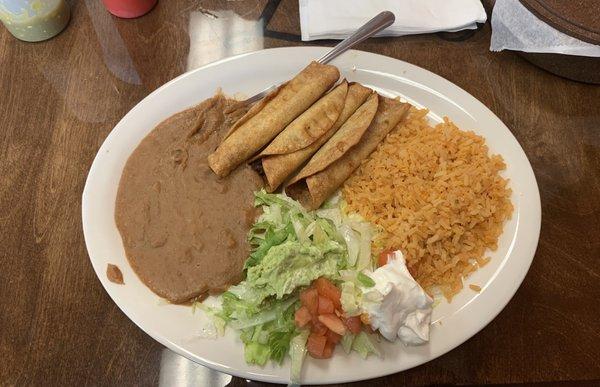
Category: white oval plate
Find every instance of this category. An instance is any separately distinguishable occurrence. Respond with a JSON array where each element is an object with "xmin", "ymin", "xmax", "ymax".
[{"xmin": 82, "ymin": 47, "xmax": 541, "ymax": 384}]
